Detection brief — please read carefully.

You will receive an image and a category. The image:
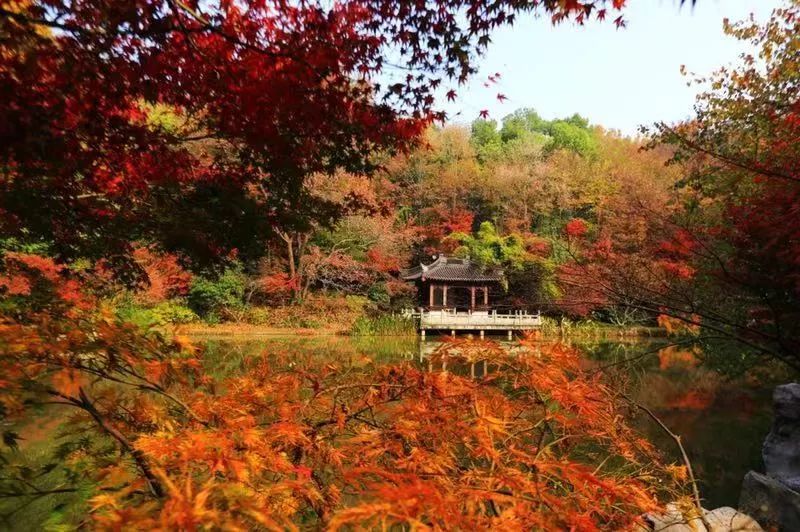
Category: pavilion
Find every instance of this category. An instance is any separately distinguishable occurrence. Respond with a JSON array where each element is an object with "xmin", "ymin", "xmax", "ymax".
[
  {"xmin": 401, "ymin": 255, "xmax": 503, "ymax": 311},
  {"xmin": 401, "ymin": 255, "xmax": 540, "ymax": 338}
]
